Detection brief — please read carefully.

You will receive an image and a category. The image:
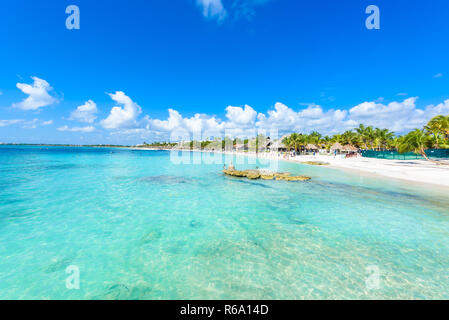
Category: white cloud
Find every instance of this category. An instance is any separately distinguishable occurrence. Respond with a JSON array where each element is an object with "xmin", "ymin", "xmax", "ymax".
[
  {"xmin": 256, "ymin": 102, "xmax": 352, "ymax": 135},
  {"xmin": 22, "ymin": 118, "xmax": 54, "ymax": 129},
  {"xmin": 132, "ymin": 97, "xmax": 449, "ymax": 140},
  {"xmin": 423, "ymin": 99, "xmax": 449, "ymax": 118},
  {"xmin": 349, "ymin": 98, "xmax": 423, "ymax": 132},
  {"xmin": 0, "ymin": 119, "xmax": 23, "ymax": 127},
  {"xmin": 255, "ymin": 97, "xmax": 448, "ymax": 135},
  {"xmin": 195, "ymin": 0, "xmax": 271, "ymax": 21},
  {"xmin": 58, "ymin": 125, "xmax": 95, "ymax": 133},
  {"xmin": 69, "ymin": 100, "xmax": 98, "ymax": 123},
  {"xmin": 434, "ymin": 73, "xmax": 443, "ymax": 78},
  {"xmin": 12, "ymin": 77, "xmax": 58, "ymax": 110},
  {"xmin": 148, "ymin": 109, "xmax": 225, "ymax": 139},
  {"xmin": 196, "ymin": 0, "xmax": 227, "ymax": 20},
  {"xmin": 225, "ymin": 105, "xmax": 257, "ymax": 125},
  {"xmin": 256, "ymin": 102, "xmax": 300, "ymax": 132},
  {"xmin": 230, "ymin": 0, "xmax": 271, "ymax": 20},
  {"xmin": 101, "ymin": 91, "xmax": 142, "ymax": 130}
]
